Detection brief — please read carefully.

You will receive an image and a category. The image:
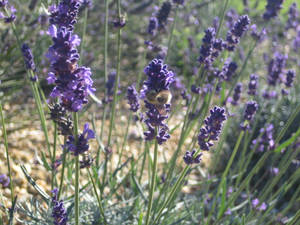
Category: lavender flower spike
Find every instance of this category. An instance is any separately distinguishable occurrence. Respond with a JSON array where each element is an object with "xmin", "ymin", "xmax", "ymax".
[
  {"xmin": 51, "ymin": 188, "xmax": 68, "ymax": 225},
  {"xmin": 21, "ymin": 43, "xmax": 36, "ymax": 71},
  {"xmin": 263, "ymin": 0, "xmax": 284, "ymax": 20},
  {"xmin": 198, "ymin": 27, "xmax": 216, "ymax": 67},
  {"xmin": 156, "ymin": 1, "xmax": 172, "ymax": 28},
  {"xmin": 198, "ymin": 106, "xmax": 227, "ymax": 151},
  {"xmin": 231, "ymin": 83, "xmax": 242, "ymax": 105},
  {"xmin": 183, "ymin": 150, "xmax": 202, "ymax": 165},
  {"xmin": 46, "ymin": 0, "xmax": 95, "ymax": 112},
  {"xmin": 248, "ymin": 74, "xmax": 258, "ymax": 96},
  {"xmin": 143, "ymin": 58, "xmax": 174, "ymax": 144},
  {"xmin": 226, "ymin": 15, "xmax": 250, "ymax": 51},
  {"xmin": 64, "ymin": 123, "xmax": 95, "ymax": 156},
  {"xmin": 127, "ymin": 85, "xmax": 140, "ymax": 112}
]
